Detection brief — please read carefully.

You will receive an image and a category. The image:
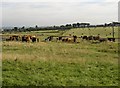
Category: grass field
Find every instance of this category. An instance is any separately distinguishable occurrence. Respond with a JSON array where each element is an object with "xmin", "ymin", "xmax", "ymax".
[
  {"xmin": 63, "ymin": 27, "xmax": 118, "ymax": 38},
  {"xmin": 2, "ymin": 27, "xmax": 119, "ymax": 86}
]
